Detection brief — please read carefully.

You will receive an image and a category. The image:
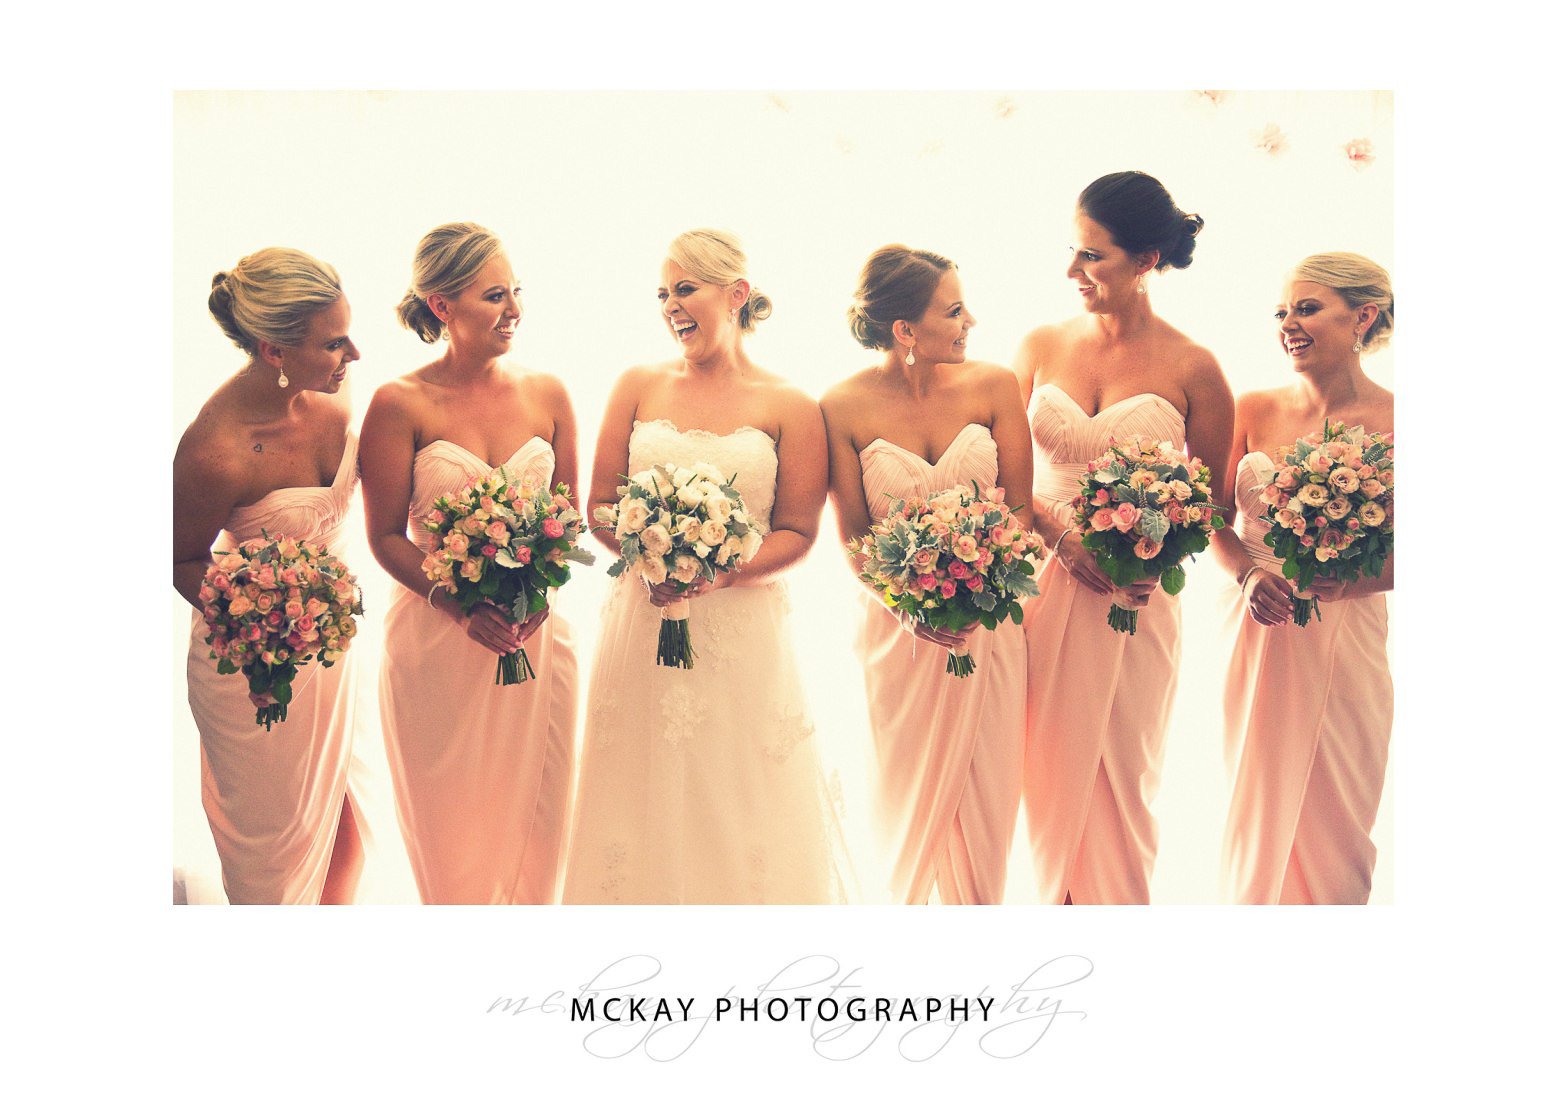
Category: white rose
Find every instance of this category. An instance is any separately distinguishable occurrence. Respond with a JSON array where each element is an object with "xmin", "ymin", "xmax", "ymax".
[
  {"xmin": 730, "ymin": 508, "xmax": 749, "ymax": 527},
  {"xmin": 639, "ymin": 523, "xmax": 673, "ymax": 557},
  {"xmin": 677, "ymin": 514, "xmax": 703, "ymax": 543},
  {"xmin": 699, "ymin": 519, "xmax": 728, "ymax": 547},
  {"xmin": 675, "ymin": 484, "xmax": 704, "ymax": 510},
  {"xmin": 672, "ymin": 554, "xmax": 702, "ymax": 583},
  {"xmin": 638, "ymin": 553, "xmax": 668, "ymax": 584},
  {"xmin": 704, "ymin": 496, "xmax": 734, "ymax": 522},
  {"xmin": 618, "ymin": 498, "xmax": 651, "ymax": 536},
  {"xmin": 672, "ymin": 466, "xmax": 696, "ymax": 488},
  {"xmin": 740, "ymin": 530, "xmax": 763, "ymax": 562},
  {"xmin": 716, "ymin": 536, "xmax": 740, "ymax": 565},
  {"xmin": 649, "ymin": 471, "xmax": 676, "ymax": 499}
]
